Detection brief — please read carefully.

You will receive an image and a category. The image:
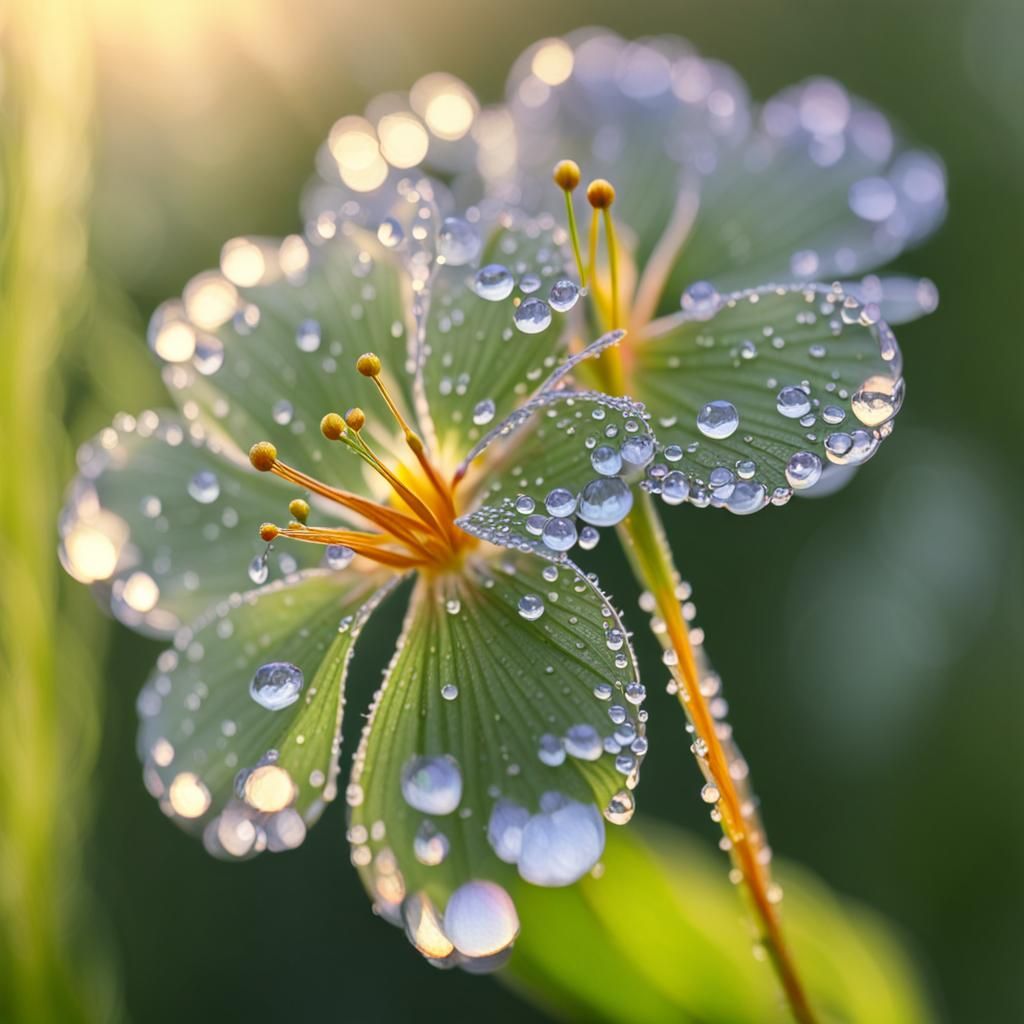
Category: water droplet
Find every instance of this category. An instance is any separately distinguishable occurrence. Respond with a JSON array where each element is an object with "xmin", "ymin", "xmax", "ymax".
[
  {"xmin": 247, "ymin": 553, "xmax": 269, "ymax": 585},
  {"xmin": 250, "ymin": 661, "xmax": 304, "ymax": 711},
  {"xmin": 851, "ymin": 374, "xmax": 899, "ymax": 427},
  {"xmin": 519, "ymin": 272, "xmax": 541, "ymax": 294},
  {"xmin": 785, "ymin": 451, "xmax": 823, "ymax": 490},
  {"xmin": 578, "ymin": 526, "xmax": 600, "ymax": 550},
  {"xmin": 544, "ymin": 488, "xmax": 576, "ymax": 517},
  {"xmin": 604, "ymin": 789, "xmax": 635, "ymax": 825},
  {"xmin": 517, "ymin": 594, "xmax": 545, "ymax": 620},
  {"xmin": 514, "ymin": 495, "xmax": 536, "ymax": 515},
  {"xmin": 445, "ymin": 598, "xmax": 461, "ymax": 615},
  {"xmin": 590, "ymin": 445, "xmax": 622, "ymax": 476},
  {"xmin": 724, "ymin": 481, "xmax": 767, "ymax": 515},
  {"xmin": 790, "ymin": 249, "xmax": 819, "ymax": 277},
  {"xmin": 513, "ymin": 298, "xmax": 552, "ymax": 334},
  {"xmin": 517, "ymin": 794, "xmax": 605, "ymax": 886},
  {"xmin": 437, "ymin": 217, "xmax": 480, "ymax": 266},
  {"xmin": 822, "ymin": 405, "xmax": 846, "ymax": 425},
  {"xmin": 325, "ymin": 545, "xmax": 355, "ymax": 569},
  {"xmin": 564, "ymin": 724, "xmax": 602, "ymax": 761},
  {"xmin": 681, "ymin": 280, "xmax": 721, "ymax": 320},
  {"xmin": 401, "ymin": 755, "xmax": 462, "ymax": 815},
  {"xmin": 696, "ymin": 400, "xmax": 739, "ymax": 439},
  {"xmin": 377, "ymin": 217, "xmax": 404, "ymax": 248},
  {"xmin": 443, "ymin": 880, "xmax": 519, "ymax": 957},
  {"xmin": 296, "ymin": 319, "xmax": 322, "ymax": 353},
  {"xmin": 414, "ymin": 821, "xmax": 450, "ymax": 866},
  {"xmin": 188, "ymin": 470, "xmax": 220, "ymax": 504},
  {"xmin": 542, "ymin": 517, "xmax": 577, "ymax": 552},
  {"xmin": 661, "ymin": 471, "xmax": 689, "ymax": 506},
  {"xmin": 272, "ymin": 399, "xmax": 294, "ymax": 425},
  {"xmin": 488, "ymin": 799, "xmax": 530, "ymax": 862},
  {"xmin": 849, "ymin": 176, "xmax": 898, "ymax": 222},
  {"xmin": 776, "ymin": 386, "xmax": 812, "ymax": 419},
  {"xmin": 548, "ymin": 279, "xmax": 580, "ymax": 312},
  {"xmin": 473, "ymin": 399, "xmax": 496, "ymax": 426},
  {"xmin": 620, "ymin": 435, "xmax": 655, "ymax": 468},
  {"xmin": 537, "ymin": 733, "xmax": 566, "ymax": 767},
  {"xmin": 701, "ymin": 782, "xmax": 720, "ymax": 804},
  {"xmin": 473, "ymin": 264, "xmax": 514, "ymax": 301},
  {"xmin": 578, "ymin": 477, "xmax": 633, "ymax": 527},
  {"xmin": 441, "ymin": 683, "xmax": 459, "ymax": 701}
]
